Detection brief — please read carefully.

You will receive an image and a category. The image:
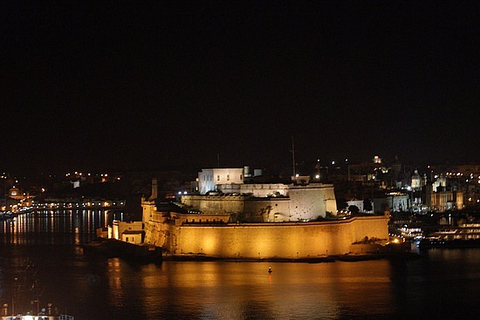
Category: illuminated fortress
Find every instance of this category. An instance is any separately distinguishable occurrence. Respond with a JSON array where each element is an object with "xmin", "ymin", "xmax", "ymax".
[
  {"xmin": 142, "ymin": 203, "xmax": 389, "ymax": 259},
  {"xmin": 140, "ymin": 168, "xmax": 389, "ymax": 259}
]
